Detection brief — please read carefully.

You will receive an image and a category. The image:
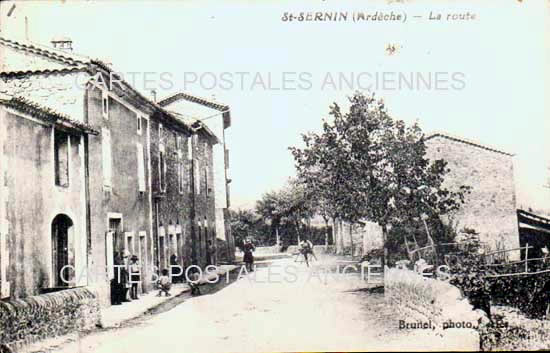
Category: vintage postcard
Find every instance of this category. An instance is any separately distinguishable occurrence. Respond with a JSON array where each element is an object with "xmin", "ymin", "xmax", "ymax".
[{"xmin": 0, "ymin": 0, "xmax": 548, "ymax": 352}]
